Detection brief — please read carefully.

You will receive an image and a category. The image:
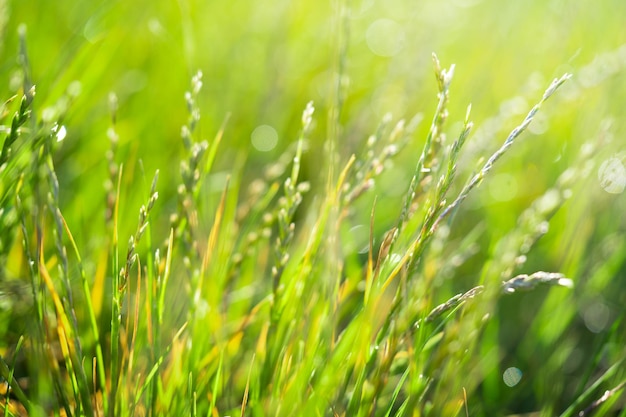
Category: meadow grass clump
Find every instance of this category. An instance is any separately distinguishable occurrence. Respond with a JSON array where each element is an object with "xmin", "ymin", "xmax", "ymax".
[{"xmin": 1, "ymin": 24, "xmax": 626, "ymax": 417}]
